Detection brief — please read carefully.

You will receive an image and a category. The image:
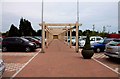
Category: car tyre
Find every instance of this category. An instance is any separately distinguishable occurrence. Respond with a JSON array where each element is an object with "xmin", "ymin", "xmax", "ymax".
[
  {"xmin": 2, "ymin": 47, "xmax": 7, "ymax": 52},
  {"xmin": 25, "ymin": 47, "xmax": 31, "ymax": 52},
  {"xmin": 96, "ymin": 48, "xmax": 101, "ymax": 53}
]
